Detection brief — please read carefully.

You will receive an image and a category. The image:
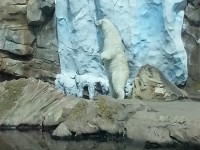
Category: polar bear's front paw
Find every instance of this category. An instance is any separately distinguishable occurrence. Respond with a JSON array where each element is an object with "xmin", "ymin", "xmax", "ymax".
[{"xmin": 101, "ymin": 52, "xmax": 111, "ymax": 61}]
